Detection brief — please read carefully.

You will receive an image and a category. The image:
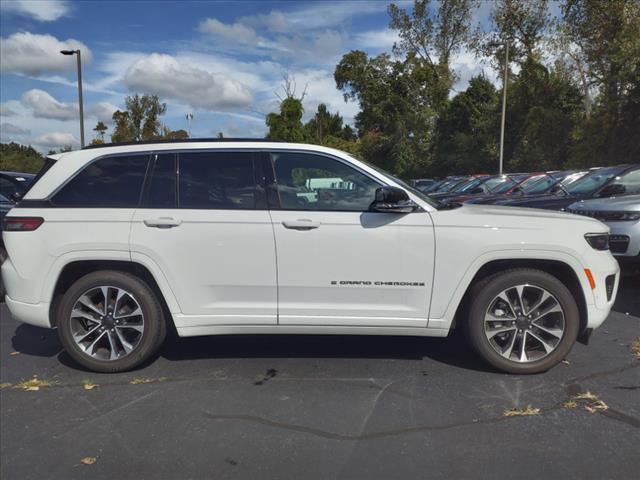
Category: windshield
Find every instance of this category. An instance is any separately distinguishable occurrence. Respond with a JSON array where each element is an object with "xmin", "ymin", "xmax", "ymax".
[
  {"xmin": 565, "ymin": 166, "xmax": 622, "ymax": 194},
  {"xmin": 520, "ymin": 175, "xmax": 555, "ymax": 194},
  {"xmin": 487, "ymin": 176, "xmax": 521, "ymax": 193},
  {"xmin": 455, "ymin": 178, "xmax": 483, "ymax": 193}
]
